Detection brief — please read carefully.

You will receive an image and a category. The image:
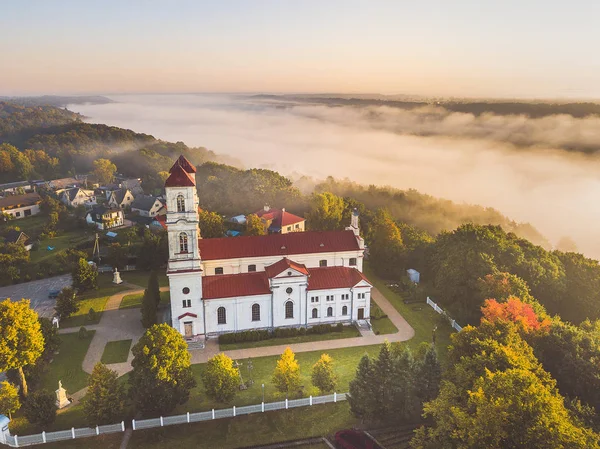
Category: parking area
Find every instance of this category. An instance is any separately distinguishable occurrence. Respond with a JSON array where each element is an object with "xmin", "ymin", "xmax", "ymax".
[{"xmin": 0, "ymin": 274, "xmax": 72, "ymax": 318}]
